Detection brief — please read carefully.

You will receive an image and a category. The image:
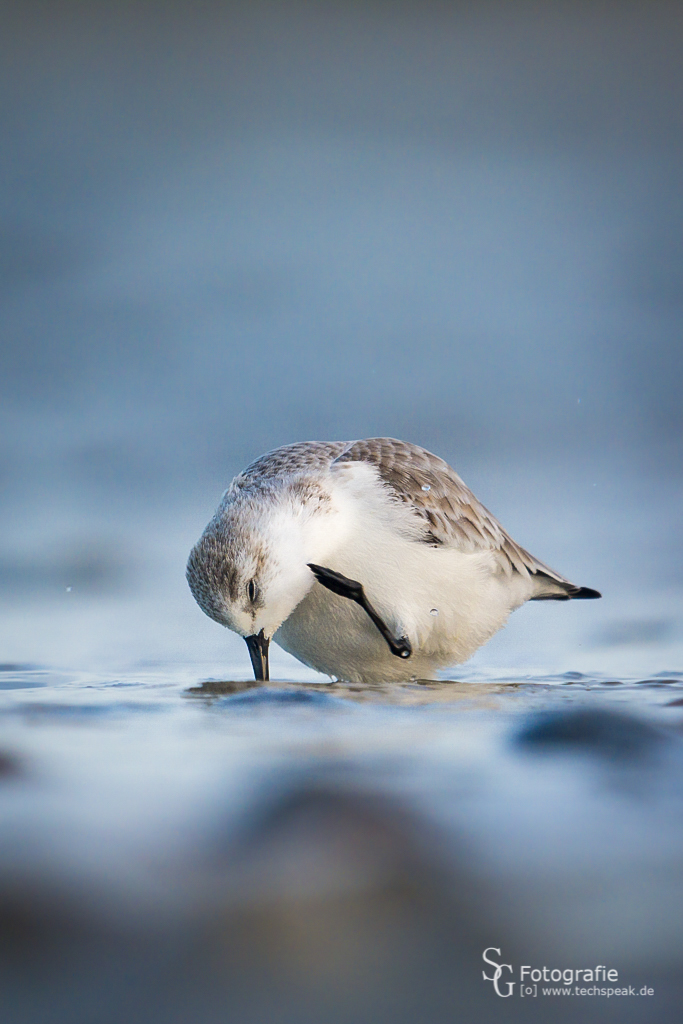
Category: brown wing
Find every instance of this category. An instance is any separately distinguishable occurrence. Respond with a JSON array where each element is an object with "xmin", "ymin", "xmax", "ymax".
[{"xmin": 333, "ymin": 437, "xmax": 572, "ymax": 585}]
